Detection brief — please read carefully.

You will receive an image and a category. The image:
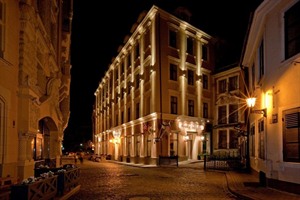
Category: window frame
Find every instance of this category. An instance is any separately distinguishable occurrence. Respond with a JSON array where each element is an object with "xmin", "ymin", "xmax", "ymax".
[
  {"xmin": 171, "ymin": 96, "xmax": 178, "ymax": 114},
  {"xmin": 169, "ymin": 29, "xmax": 177, "ymax": 48},
  {"xmin": 284, "ymin": 1, "xmax": 300, "ymax": 59}
]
